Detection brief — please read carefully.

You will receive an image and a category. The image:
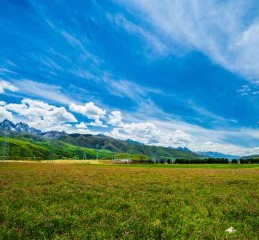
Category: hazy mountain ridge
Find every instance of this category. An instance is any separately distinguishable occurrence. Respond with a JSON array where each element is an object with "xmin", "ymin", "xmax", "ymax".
[{"xmin": 197, "ymin": 151, "xmax": 240, "ymax": 160}]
